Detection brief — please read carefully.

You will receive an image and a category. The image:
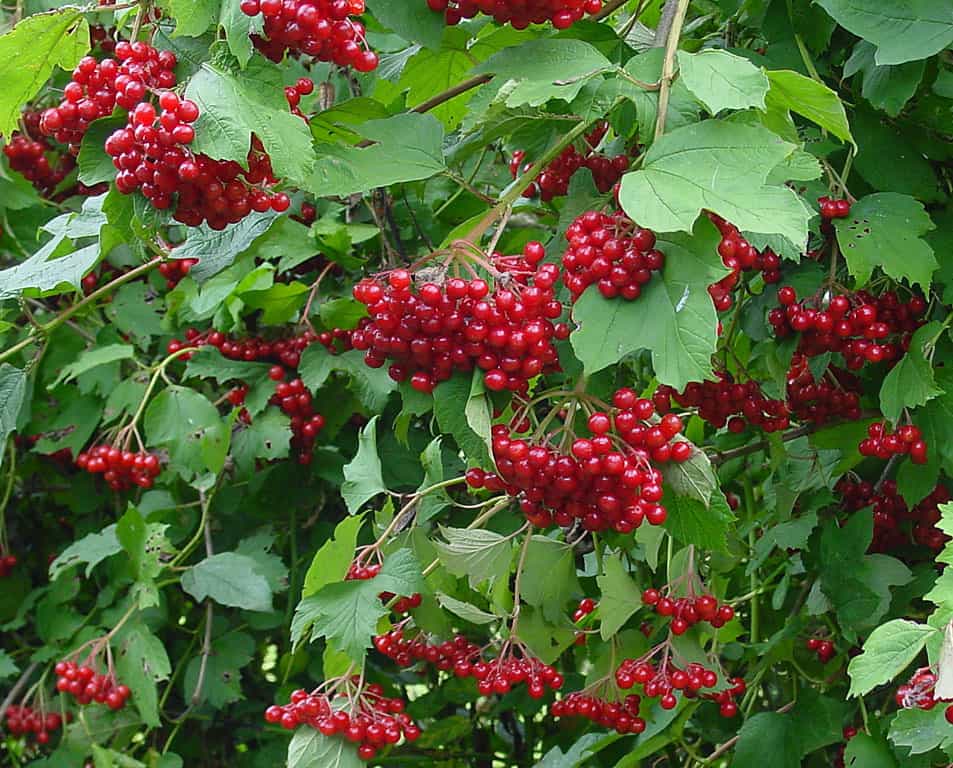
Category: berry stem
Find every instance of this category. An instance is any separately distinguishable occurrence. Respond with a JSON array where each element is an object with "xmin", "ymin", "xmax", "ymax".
[
  {"xmin": 742, "ymin": 475, "xmax": 759, "ymax": 645},
  {"xmin": 653, "ymin": 0, "xmax": 690, "ymax": 141},
  {"xmin": 509, "ymin": 529, "xmax": 534, "ymax": 636},
  {"xmin": 0, "ymin": 439, "xmax": 16, "ymax": 552}
]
